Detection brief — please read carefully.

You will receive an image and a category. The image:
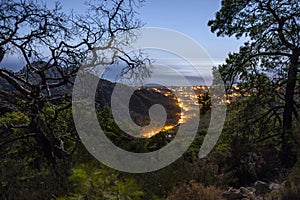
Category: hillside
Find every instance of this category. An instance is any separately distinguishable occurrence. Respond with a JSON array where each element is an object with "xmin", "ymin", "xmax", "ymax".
[{"xmin": 0, "ymin": 65, "xmax": 181, "ymax": 131}]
